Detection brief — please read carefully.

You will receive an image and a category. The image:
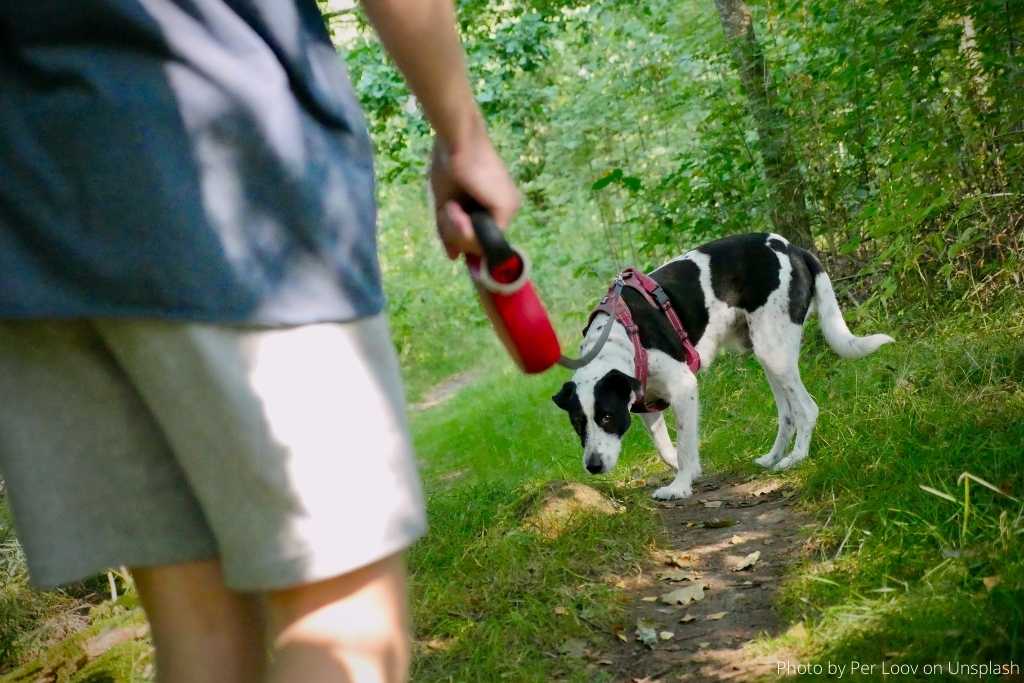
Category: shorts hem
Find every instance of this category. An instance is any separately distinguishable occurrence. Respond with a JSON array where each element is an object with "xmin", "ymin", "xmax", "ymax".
[
  {"xmin": 223, "ymin": 521, "xmax": 428, "ymax": 592},
  {"xmin": 28, "ymin": 546, "xmax": 220, "ymax": 591}
]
